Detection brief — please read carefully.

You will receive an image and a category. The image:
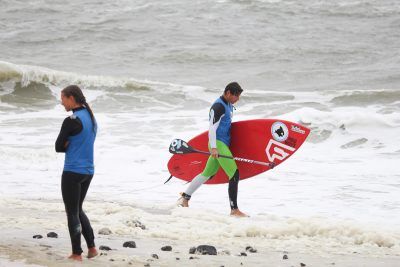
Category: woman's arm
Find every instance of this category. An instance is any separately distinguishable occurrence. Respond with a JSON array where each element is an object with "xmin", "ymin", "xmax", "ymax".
[{"xmin": 55, "ymin": 116, "xmax": 82, "ymax": 153}]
